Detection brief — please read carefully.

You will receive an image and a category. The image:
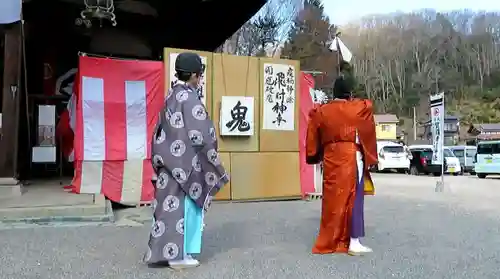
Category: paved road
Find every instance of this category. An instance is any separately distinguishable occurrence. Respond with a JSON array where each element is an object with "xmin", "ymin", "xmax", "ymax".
[{"xmin": 1, "ymin": 173, "xmax": 500, "ymax": 279}]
